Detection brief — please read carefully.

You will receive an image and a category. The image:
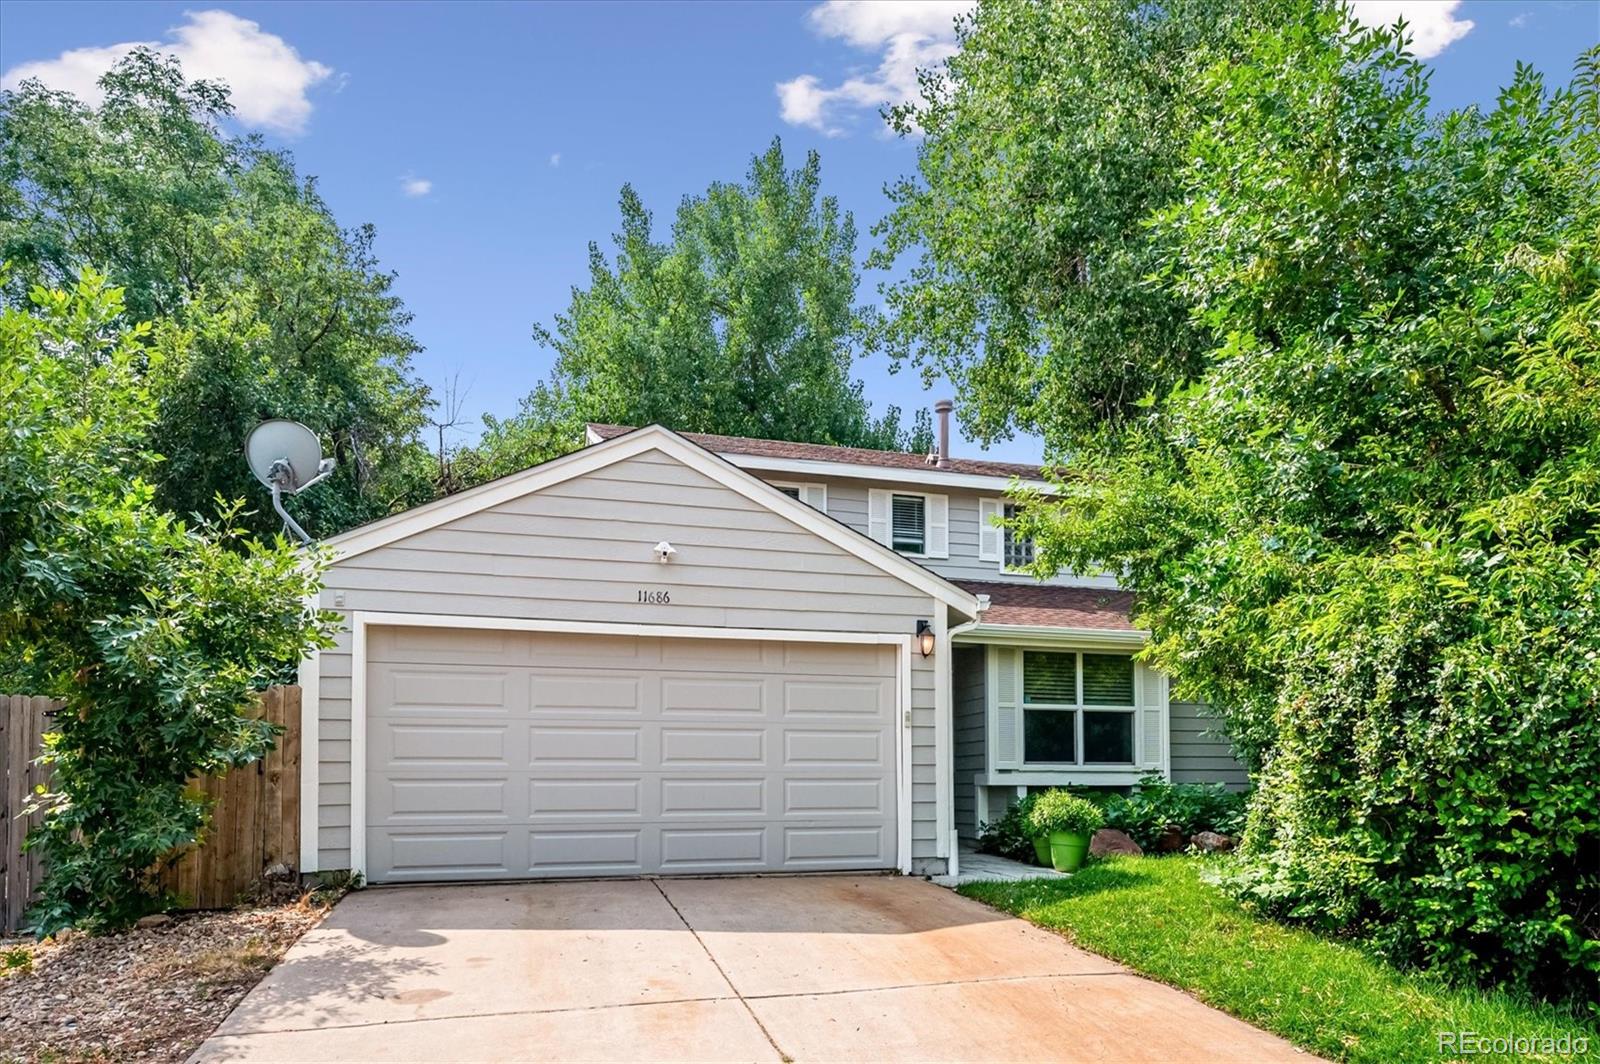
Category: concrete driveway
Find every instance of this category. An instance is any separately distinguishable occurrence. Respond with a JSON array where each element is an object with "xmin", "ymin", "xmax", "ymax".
[{"xmin": 192, "ymin": 875, "xmax": 1301, "ymax": 1062}]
